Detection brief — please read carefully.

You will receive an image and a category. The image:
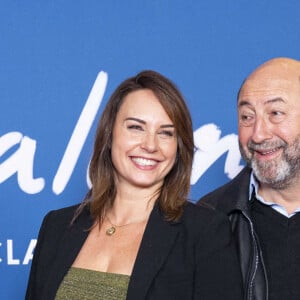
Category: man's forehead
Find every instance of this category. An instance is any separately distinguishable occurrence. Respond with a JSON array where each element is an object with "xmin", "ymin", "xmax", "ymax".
[{"xmin": 238, "ymin": 73, "xmax": 299, "ymax": 102}]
